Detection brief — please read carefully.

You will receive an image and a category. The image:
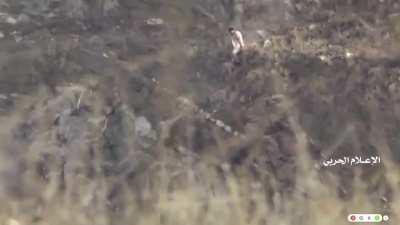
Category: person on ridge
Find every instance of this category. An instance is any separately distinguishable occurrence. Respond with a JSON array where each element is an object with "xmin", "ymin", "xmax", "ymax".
[{"xmin": 228, "ymin": 27, "xmax": 245, "ymax": 64}]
